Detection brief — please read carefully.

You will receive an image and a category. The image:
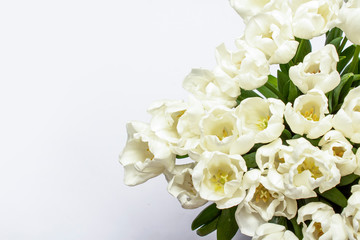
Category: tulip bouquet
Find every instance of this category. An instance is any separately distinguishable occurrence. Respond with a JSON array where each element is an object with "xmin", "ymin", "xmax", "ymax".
[{"xmin": 119, "ymin": 0, "xmax": 360, "ymax": 239}]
